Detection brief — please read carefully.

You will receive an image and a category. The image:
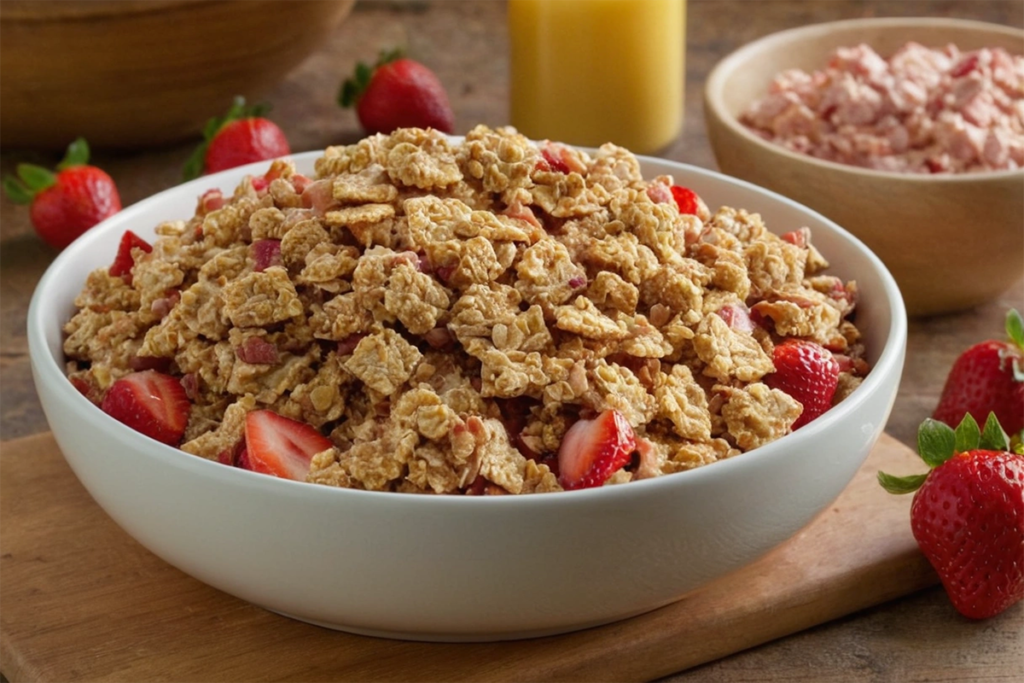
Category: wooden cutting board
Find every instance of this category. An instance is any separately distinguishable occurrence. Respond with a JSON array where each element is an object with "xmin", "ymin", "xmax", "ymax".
[{"xmin": 0, "ymin": 431, "xmax": 937, "ymax": 682}]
